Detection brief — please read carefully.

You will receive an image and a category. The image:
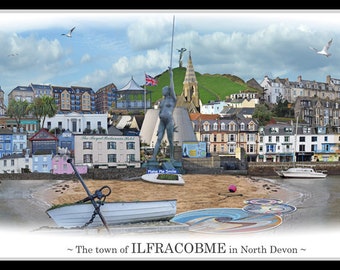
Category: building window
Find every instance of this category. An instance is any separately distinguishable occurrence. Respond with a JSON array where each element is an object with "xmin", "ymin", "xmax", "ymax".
[
  {"xmin": 266, "ymin": 145, "xmax": 275, "ymax": 153},
  {"xmin": 107, "ymin": 142, "xmax": 116, "ymax": 149},
  {"xmin": 126, "ymin": 142, "xmax": 135, "ymax": 150},
  {"xmin": 83, "ymin": 154, "xmax": 93, "ymax": 163},
  {"xmin": 229, "ymin": 123, "xmax": 236, "ymax": 131},
  {"xmin": 127, "ymin": 154, "xmax": 135, "ymax": 162},
  {"xmin": 247, "ymin": 144, "xmax": 255, "ymax": 153},
  {"xmin": 247, "ymin": 134, "xmax": 255, "ymax": 143},
  {"xmin": 299, "ymin": 145, "xmax": 306, "ymax": 152},
  {"xmin": 203, "ymin": 134, "xmax": 209, "ymax": 142},
  {"xmin": 108, "ymin": 154, "xmax": 116, "ymax": 162},
  {"xmin": 311, "ymin": 144, "xmax": 317, "ymax": 152},
  {"xmin": 83, "ymin": 142, "xmax": 93, "ymax": 149},
  {"xmin": 248, "ymin": 123, "xmax": 255, "ymax": 131},
  {"xmin": 228, "ymin": 144, "xmax": 235, "ymax": 154},
  {"xmin": 203, "ymin": 123, "xmax": 210, "ymax": 131}
]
